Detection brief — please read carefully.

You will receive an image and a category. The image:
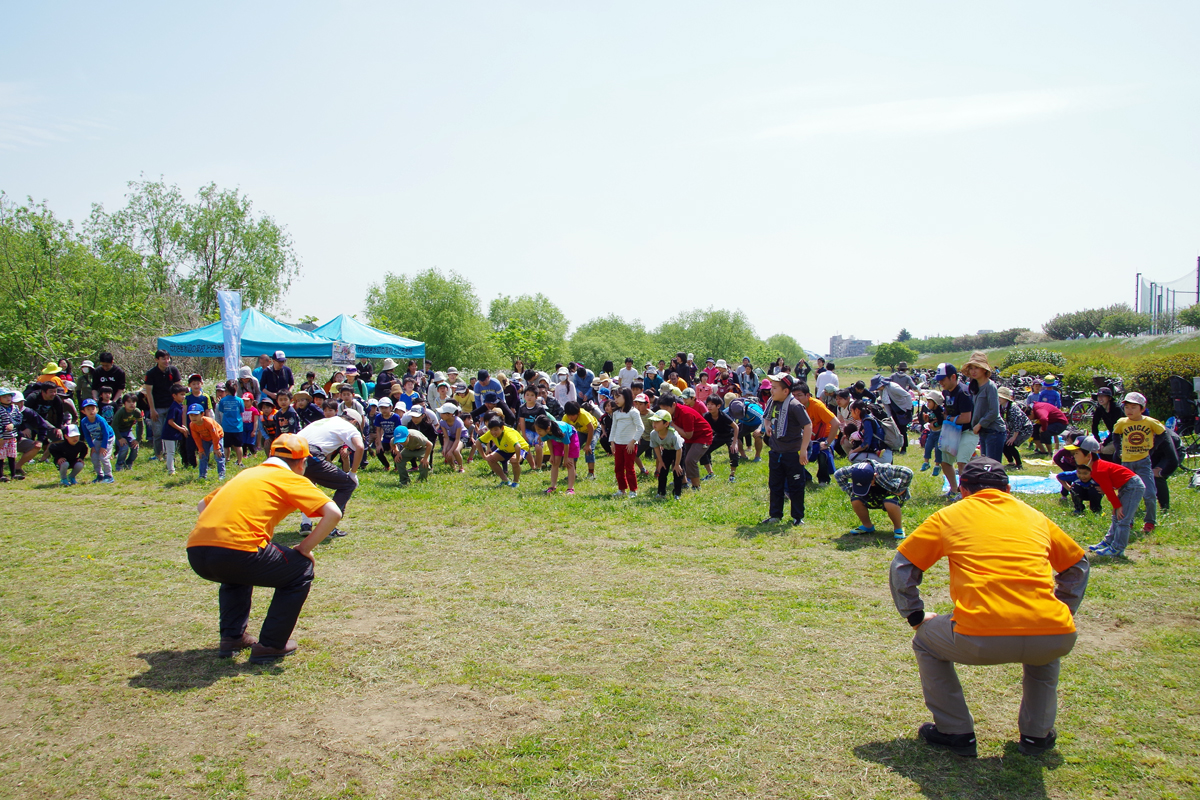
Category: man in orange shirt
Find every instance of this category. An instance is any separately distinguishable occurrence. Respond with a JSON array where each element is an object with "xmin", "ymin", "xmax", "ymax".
[
  {"xmin": 889, "ymin": 457, "xmax": 1089, "ymax": 757},
  {"xmin": 793, "ymin": 381, "xmax": 840, "ymax": 484},
  {"xmin": 186, "ymin": 434, "xmax": 342, "ymax": 664}
]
